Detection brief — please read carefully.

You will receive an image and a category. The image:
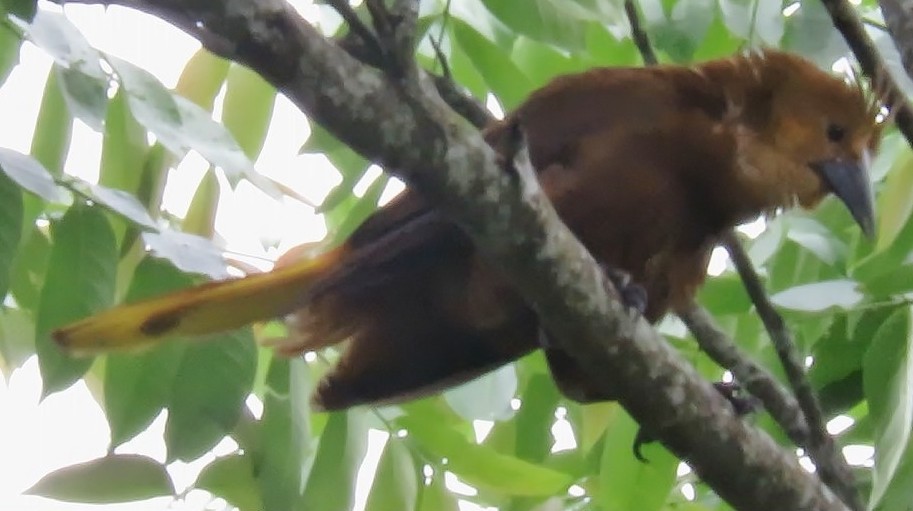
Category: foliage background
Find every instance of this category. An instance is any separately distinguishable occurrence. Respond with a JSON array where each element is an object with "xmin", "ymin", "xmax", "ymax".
[{"xmin": 2, "ymin": 0, "xmax": 912, "ymax": 510}]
